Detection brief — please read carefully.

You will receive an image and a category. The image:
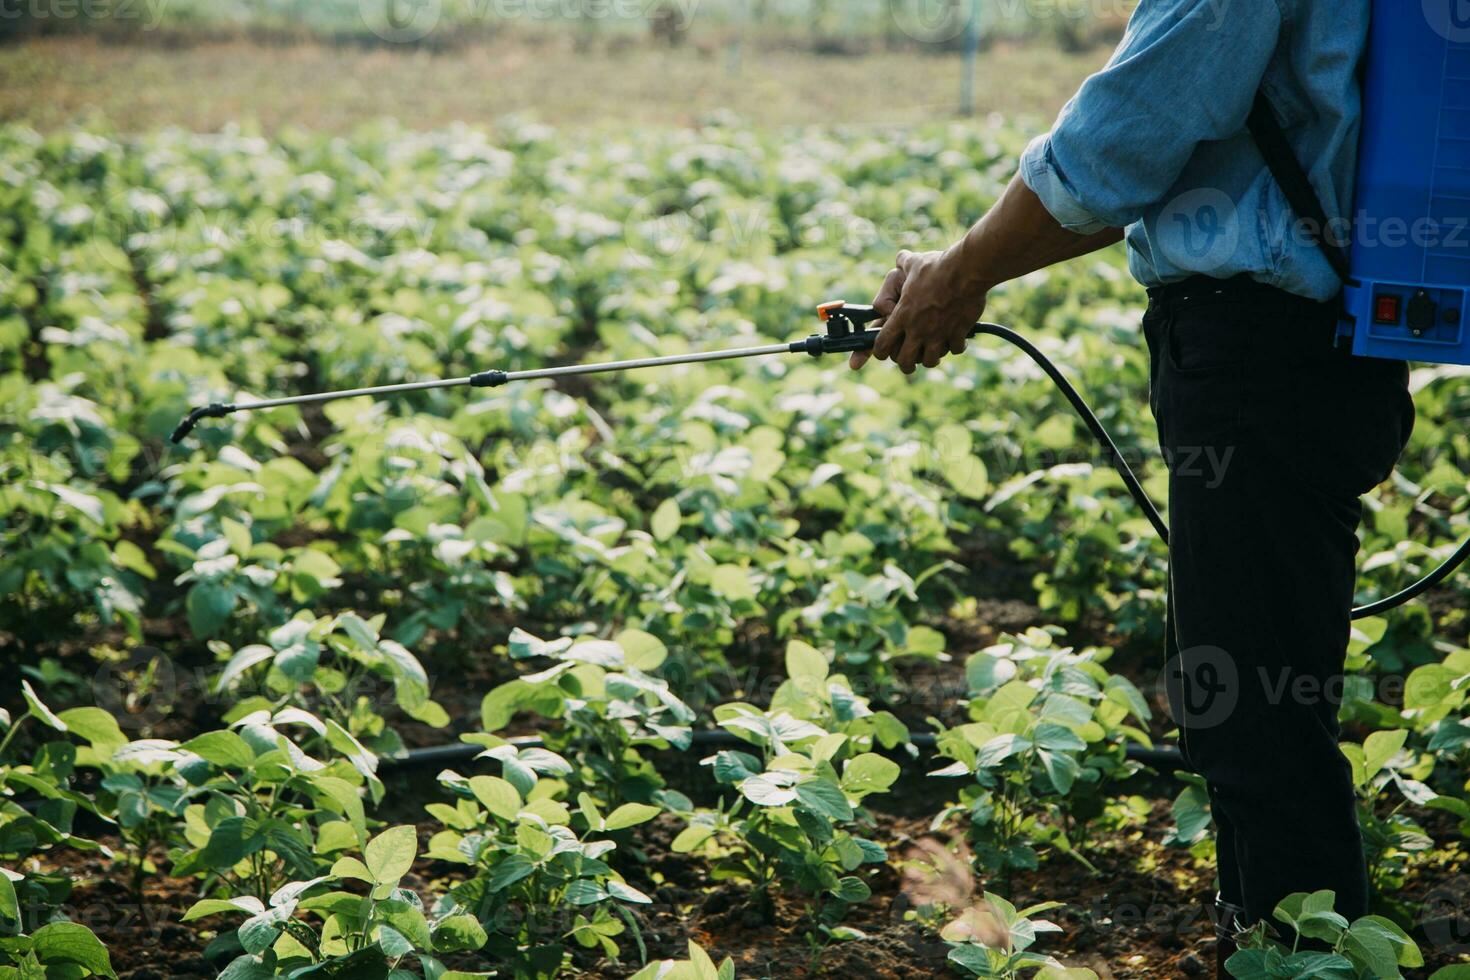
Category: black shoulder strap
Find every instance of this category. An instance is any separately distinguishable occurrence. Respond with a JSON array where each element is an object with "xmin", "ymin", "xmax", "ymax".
[{"xmin": 1245, "ymin": 91, "xmax": 1352, "ymax": 283}]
